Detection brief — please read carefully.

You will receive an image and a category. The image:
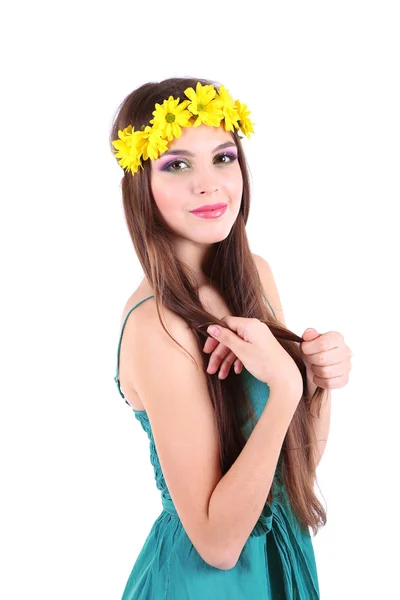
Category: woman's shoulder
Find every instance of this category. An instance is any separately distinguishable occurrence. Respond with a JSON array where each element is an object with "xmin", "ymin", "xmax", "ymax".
[
  {"xmin": 120, "ymin": 278, "xmax": 154, "ymax": 324},
  {"xmin": 120, "ymin": 278, "xmax": 189, "ymax": 334},
  {"xmin": 251, "ymin": 252, "xmax": 271, "ymax": 275},
  {"xmin": 251, "ymin": 253, "xmax": 285, "ymax": 326},
  {"xmin": 118, "ymin": 280, "xmax": 186, "ymax": 408}
]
